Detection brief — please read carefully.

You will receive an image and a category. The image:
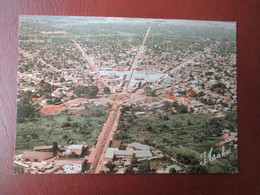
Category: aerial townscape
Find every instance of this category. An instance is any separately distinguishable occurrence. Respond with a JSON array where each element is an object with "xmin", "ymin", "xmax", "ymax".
[{"xmin": 14, "ymin": 16, "xmax": 238, "ymax": 174}]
